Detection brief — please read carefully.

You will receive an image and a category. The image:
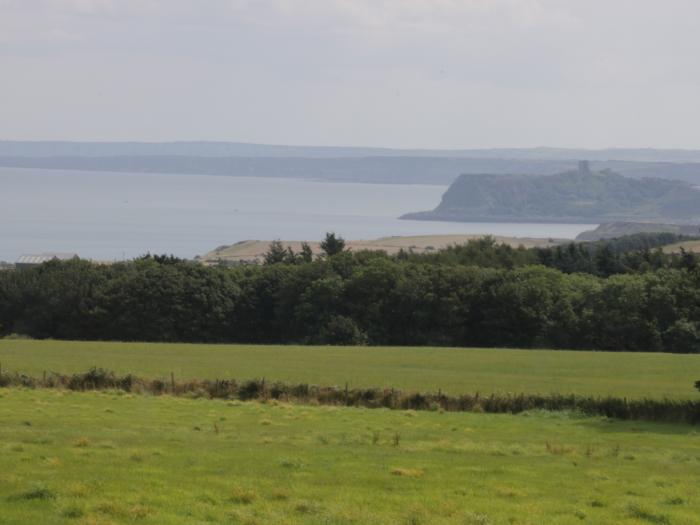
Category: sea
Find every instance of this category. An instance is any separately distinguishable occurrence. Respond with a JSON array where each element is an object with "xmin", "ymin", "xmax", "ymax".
[{"xmin": 0, "ymin": 167, "xmax": 596, "ymax": 262}]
